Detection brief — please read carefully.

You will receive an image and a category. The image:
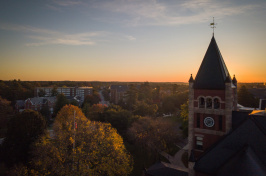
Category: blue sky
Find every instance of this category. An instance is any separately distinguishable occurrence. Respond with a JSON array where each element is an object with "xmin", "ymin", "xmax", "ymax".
[{"xmin": 0, "ymin": 0, "xmax": 265, "ymax": 82}]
